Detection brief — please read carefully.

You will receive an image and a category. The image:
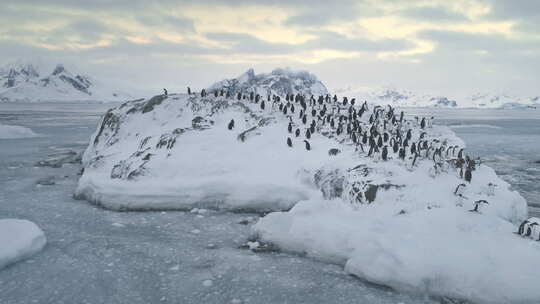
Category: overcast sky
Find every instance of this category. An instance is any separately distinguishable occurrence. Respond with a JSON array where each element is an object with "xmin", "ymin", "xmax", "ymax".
[{"xmin": 0, "ymin": 0, "xmax": 538, "ymax": 96}]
